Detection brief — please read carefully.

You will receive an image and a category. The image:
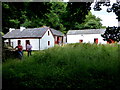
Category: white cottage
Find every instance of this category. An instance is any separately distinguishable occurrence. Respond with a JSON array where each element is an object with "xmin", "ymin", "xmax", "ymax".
[
  {"xmin": 3, "ymin": 26, "xmax": 64, "ymax": 50},
  {"xmin": 67, "ymin": 29, "xmax": 107, "ymax": 44}
]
